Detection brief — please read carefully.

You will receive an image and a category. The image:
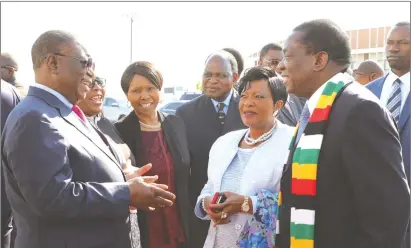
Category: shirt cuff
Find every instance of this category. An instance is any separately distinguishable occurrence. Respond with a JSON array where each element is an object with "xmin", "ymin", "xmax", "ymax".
[{"xmin": 194, "ymin": 197, "xmax": 211, "ymax": 220}]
